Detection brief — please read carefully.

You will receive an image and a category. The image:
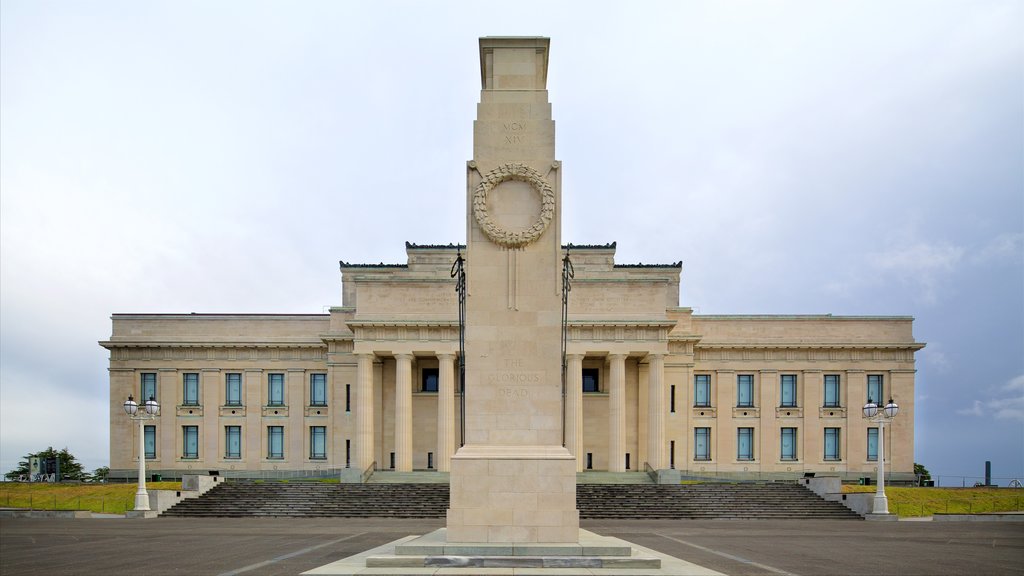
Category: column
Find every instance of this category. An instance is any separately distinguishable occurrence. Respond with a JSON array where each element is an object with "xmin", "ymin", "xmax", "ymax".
[
  {"xmin": 565, "ymin": 354, "xmax": 584, "ymax": 472},
  {"xmin": 608, "ymin": 354, "xmax": 627, "ymax": 472},
  {"xmin": 355, "ymin": 354, "xmax": 375, "ymax": 471},
  {"xmin": 437, "ymin": 353, "xmax": 456, "ymax": 472},
  {"xmin": 646, "ymin": 353, "xmax": 666, "ymax": 470},
  {"xmin": 394, "ymin": 354, "xmax": 413, "ymax": 472}
]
